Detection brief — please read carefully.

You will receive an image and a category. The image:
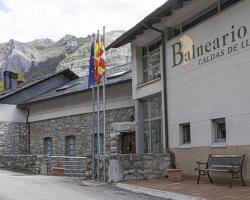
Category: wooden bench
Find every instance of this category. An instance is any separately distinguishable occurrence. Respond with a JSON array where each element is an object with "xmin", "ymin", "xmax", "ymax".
[{"xmin": 196, "ymin": 154, "xmax": 246, "ymax": 188}]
